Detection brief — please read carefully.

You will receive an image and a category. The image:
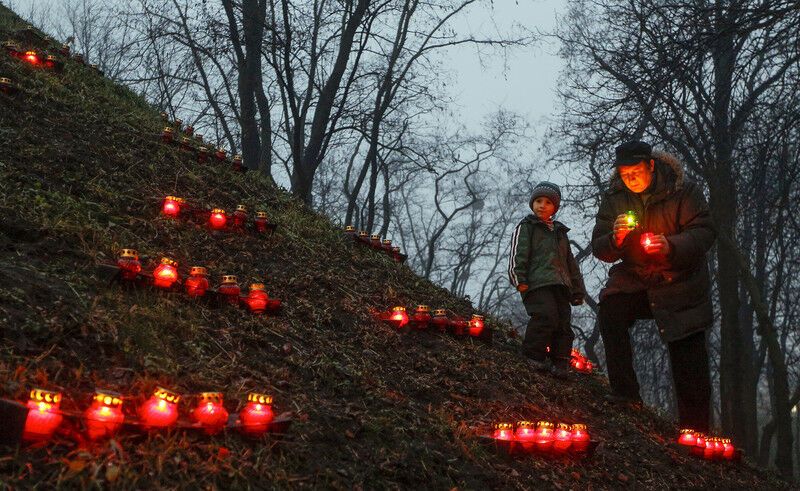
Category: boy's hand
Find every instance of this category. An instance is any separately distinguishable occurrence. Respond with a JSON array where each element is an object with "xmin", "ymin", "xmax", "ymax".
[
  {"xmin": 517, "ymin": 284, "xmax": 529, "ymax": 293},
  {"xmin": 613, "ymin": 214, "xmax": 633, "ymax": 247}
]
